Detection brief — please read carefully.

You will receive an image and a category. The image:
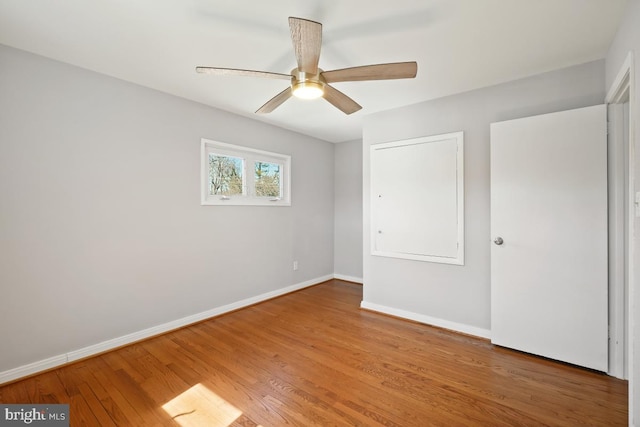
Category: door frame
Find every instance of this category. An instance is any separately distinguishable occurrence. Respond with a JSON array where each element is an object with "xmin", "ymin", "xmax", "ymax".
[{"xmin": 605, "ymin": 51, "xmax": 635, "ymax": 421}]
